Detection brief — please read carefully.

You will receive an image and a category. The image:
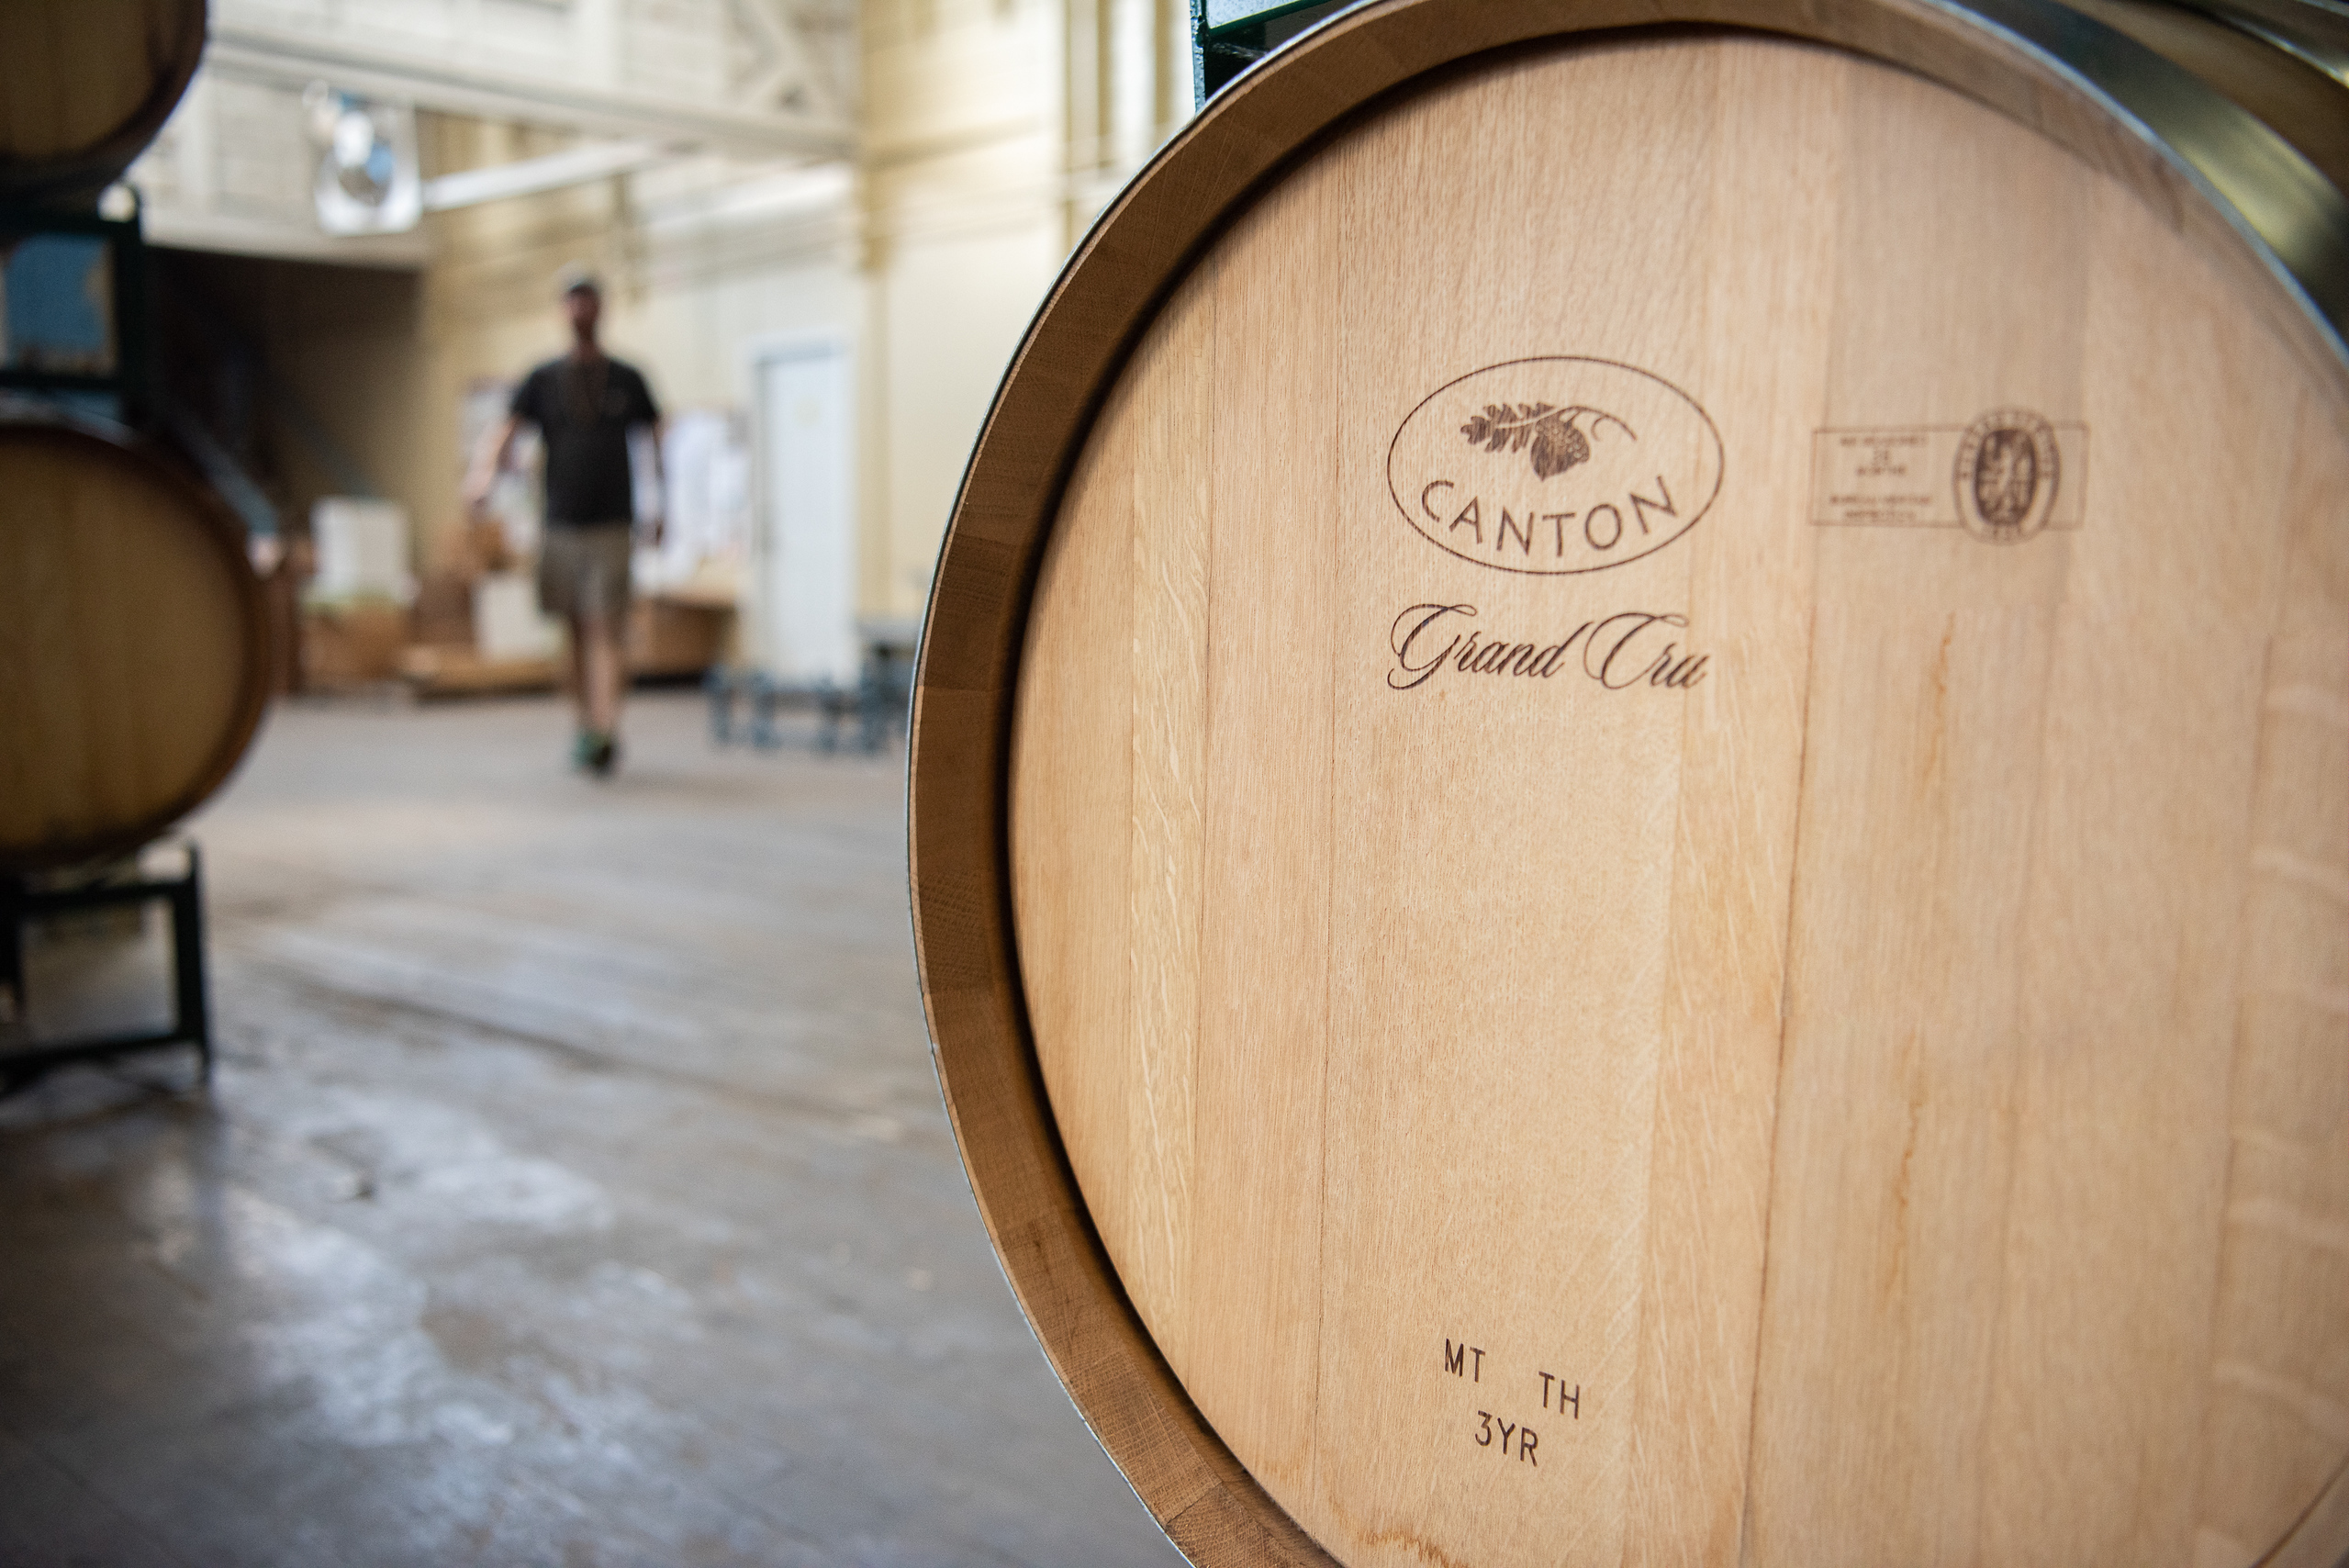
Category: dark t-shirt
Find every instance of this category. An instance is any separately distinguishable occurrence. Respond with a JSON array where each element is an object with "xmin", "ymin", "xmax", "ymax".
[{"xmin": 509, "ymin": 354, "xmax": 660, "ymax": 526}]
